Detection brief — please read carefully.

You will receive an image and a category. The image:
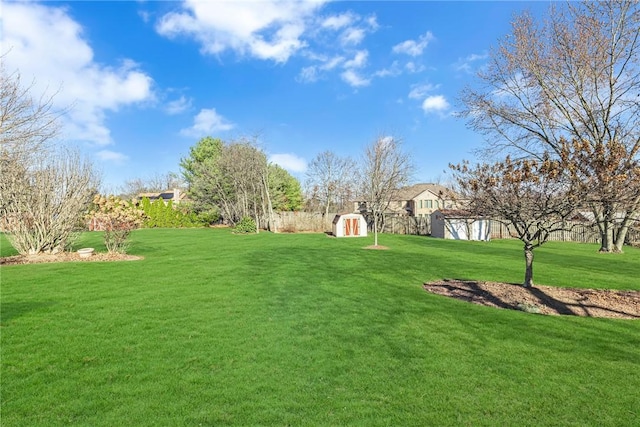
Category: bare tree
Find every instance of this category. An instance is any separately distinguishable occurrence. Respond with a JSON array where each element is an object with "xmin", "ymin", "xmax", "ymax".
[
  {"xmin": 461, "ymin": 1, "xmax": 640, "ymax": 252},
  {"xmin": 0, "ymin": 64, "xmax": 99, "ymax": 255},
  {"xmin": 0, "ymin": 63, "xmax": 60, "ymax": 156},
  {"xmin": 359, "ymin": 136, "xmax": 413, "ymax": 246},
  {"xmin": 120, "ymin": 172, "xmax": 184, "ymax": 199},
  {"xmin": 559, "ymin": 138, "xmax": 640, "ymax": 251},
  {"xmin": 451, "ymin": 156, "xmax": 578, "ymax": 287},
  {"xmin": 305, "ymin": 151, "xmax": 357, "ymax": 216},
  {"xmin": 1, "ymin": 147, "xmax": 99, "ymax": 254}
]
